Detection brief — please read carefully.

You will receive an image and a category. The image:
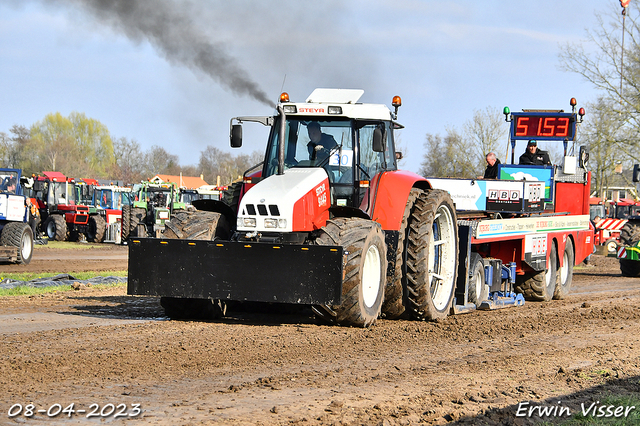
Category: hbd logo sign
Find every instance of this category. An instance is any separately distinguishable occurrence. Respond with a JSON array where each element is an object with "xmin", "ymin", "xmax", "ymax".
[{"xmin": 488, "ymin": 189, "xmax": 521, "ymax": 201}]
